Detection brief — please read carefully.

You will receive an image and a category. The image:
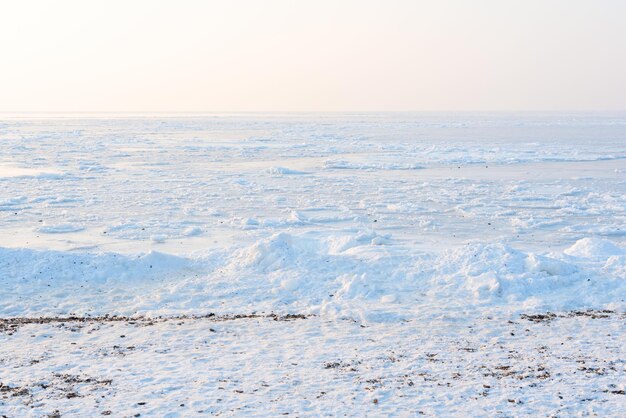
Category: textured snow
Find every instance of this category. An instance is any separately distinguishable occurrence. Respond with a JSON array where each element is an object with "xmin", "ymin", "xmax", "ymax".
[{"xmin": 0, "ymin": 113, "xmax": 625, "ymax": 416}]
